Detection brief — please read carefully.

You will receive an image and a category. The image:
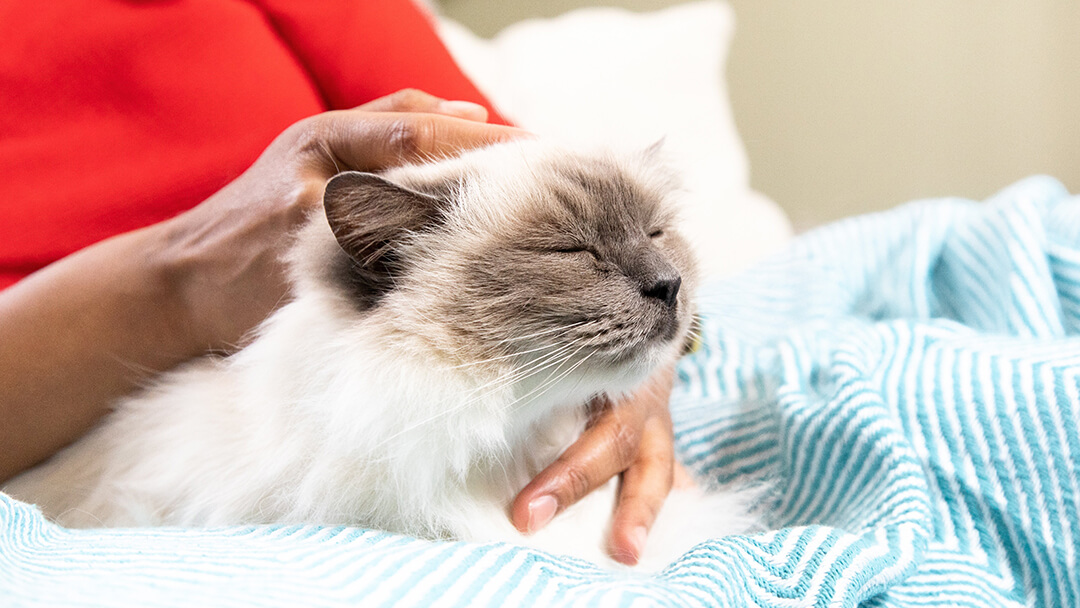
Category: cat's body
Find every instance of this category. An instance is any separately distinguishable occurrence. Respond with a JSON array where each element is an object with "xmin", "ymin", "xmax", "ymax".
[{"xmin": 5, "ymin": 141, "xmax": 761, "ymax": 569}]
